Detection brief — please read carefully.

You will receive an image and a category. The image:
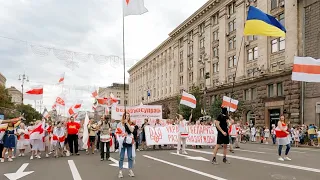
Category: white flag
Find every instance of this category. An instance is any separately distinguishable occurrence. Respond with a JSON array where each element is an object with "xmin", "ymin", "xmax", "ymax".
[
  {"xmin": 123, "ymin": 0, "xmax": 148, "ymax": 17},
  {"xmin": 82, "ymin": 113, "xmax": 90, "ymax": 149}
]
